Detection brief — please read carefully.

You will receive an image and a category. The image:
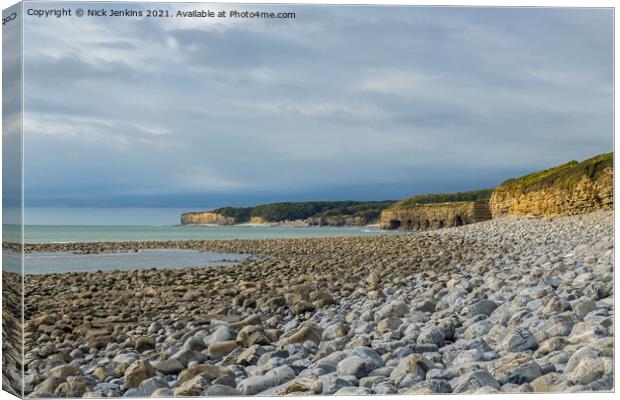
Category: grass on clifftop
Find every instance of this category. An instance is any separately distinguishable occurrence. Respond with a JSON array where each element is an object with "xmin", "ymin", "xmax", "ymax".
[
  {"xmin": 497, "ymin": 152, "xmax": 613, "ymax": 193},
  {"xmin": 388, "ymin": 189, "xmax": 492, "ymax": 210},
  {"xmin": 210, "ymin": 200, "xmax": 396, "ymax": 223}
]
